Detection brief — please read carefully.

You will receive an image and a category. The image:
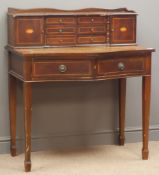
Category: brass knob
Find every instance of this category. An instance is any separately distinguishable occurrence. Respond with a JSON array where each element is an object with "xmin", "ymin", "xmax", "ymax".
[
  {"xmin": 59, "ymin": 29, "xmax": 63, "ymax": 33},
  {"xmin": 91, "ymin": 28, "xmax": 94, "ymax": 32},
  {"xmin": 118, "ymin": 62, "xmax": 125, "ymax": 71},
  {"xmin": 90, "ymin": 38, "xmax": 94, "ymax": 42},
  {"xmin": 111, "ymin": 28, "xmax": 114, "ymax": 32},
  {"xmin": 59, "ymin": 19, "xmax": 63, "ymax": 23},
  {"xmin": 58, "ymin": 64, "xmax": 67, "ymax": 73},
  {"xmin": 91, "ymin": 18, "xmax": 94, "ymax": 22}
]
